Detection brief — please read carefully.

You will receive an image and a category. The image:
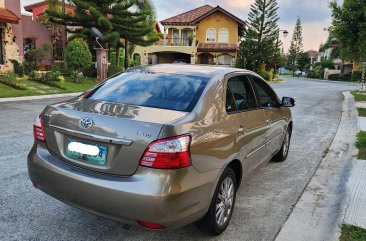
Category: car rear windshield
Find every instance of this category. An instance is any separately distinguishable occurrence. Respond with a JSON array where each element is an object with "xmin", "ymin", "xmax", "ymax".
[{"xmin": 87, "ymin": 72, "xmax": 209, "ymax": 112}]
